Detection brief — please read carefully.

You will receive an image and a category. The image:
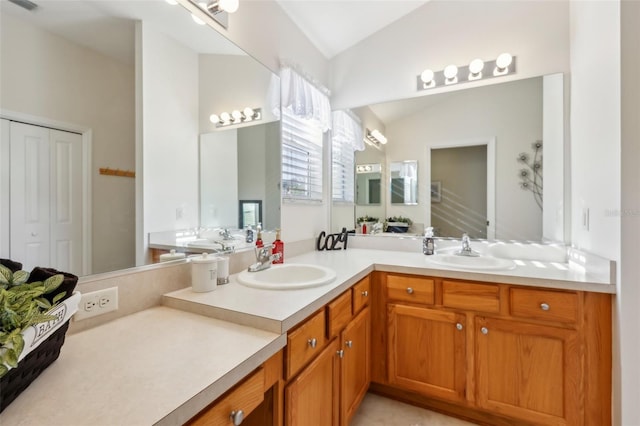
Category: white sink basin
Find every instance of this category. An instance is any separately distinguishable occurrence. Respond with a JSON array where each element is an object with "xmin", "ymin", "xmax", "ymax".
[
  {"xmin": 427, "ymin": 254, "xmax": 517, "ymax": 271},
  {"xmin": 237, "ymin": 264, "xmax": 337, "ymax": 290}
]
